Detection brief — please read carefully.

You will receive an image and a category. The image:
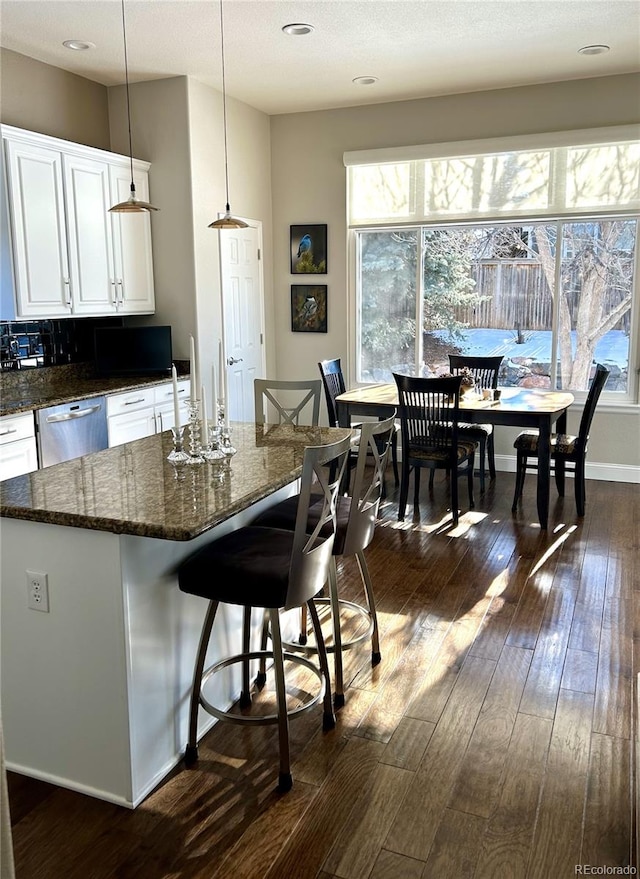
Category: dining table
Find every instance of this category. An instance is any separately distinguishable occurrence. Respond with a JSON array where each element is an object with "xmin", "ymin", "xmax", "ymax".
[{"xmin": 335, "ymin": 383, "xmax": 575, "ymax": 530}]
